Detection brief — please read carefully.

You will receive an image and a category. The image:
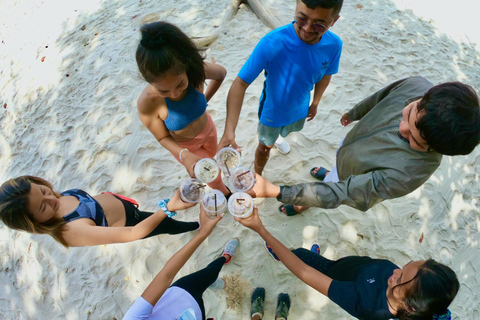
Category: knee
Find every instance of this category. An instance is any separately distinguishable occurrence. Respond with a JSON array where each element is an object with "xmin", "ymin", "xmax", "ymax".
[{"xmin": 256, "ymin": 144, "xmax": 272, "ymax": 155}]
